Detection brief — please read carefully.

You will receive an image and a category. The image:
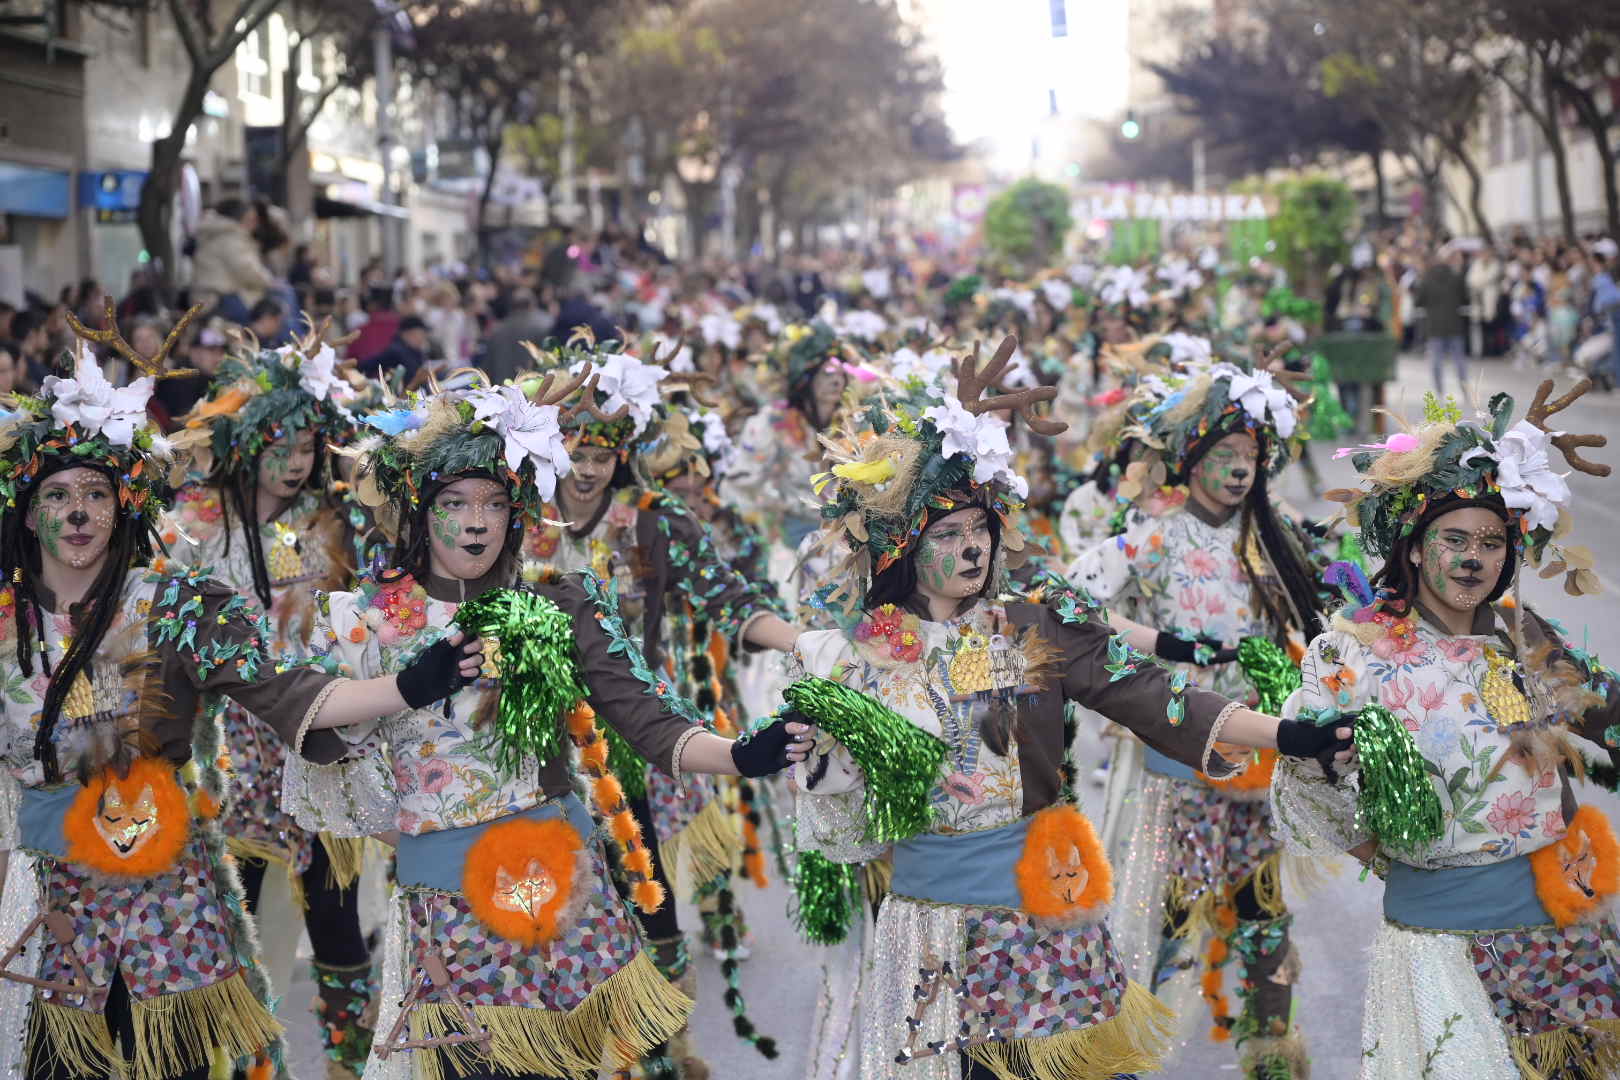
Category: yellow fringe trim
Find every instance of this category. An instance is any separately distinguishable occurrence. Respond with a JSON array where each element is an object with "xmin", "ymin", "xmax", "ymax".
[
  {"xmin": 1169, "ymin": 853, "xmax": 1287, "ymax": 941},
  {"xmin": 1509, "ymin": 1020, "xmax": 1620, "ymax": 1080},
  {"xmin": 660, "ymin": 798, "xmax": 740, "ymax": 889},
  {"xmin": 863, "ymin": 858, "xmax": 893, "ymax": 904},
  {"xmin": 963, "ymin": 980, "xmax": 1174, "ymax": 1080},
  {"xmin": 128, "ymin": 971, "xmax": 283, "ymax": 1080},
  {"xmin": 411, "ymin": 948, "xmax": 692, "ymax": 1080},
  {"xmin": 321, "ymin": 833, "xmax": 368, "ymax": 891},
  {"xmin": 29, "ymin": 997, "xmax": 120, "ymax": 1079},
  {"xmin": 226, "ymin": 835, "xmax": 308, "ymax": 909}
]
